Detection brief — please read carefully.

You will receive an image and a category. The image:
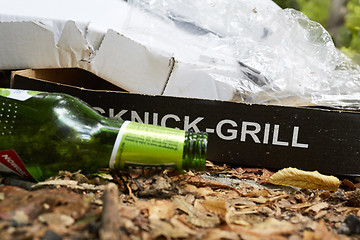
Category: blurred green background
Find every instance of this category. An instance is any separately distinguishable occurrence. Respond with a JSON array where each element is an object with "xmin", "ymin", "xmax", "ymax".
[{"xmin": 273, "ymin": 0, "xmax": 360, "ymax": 64}]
